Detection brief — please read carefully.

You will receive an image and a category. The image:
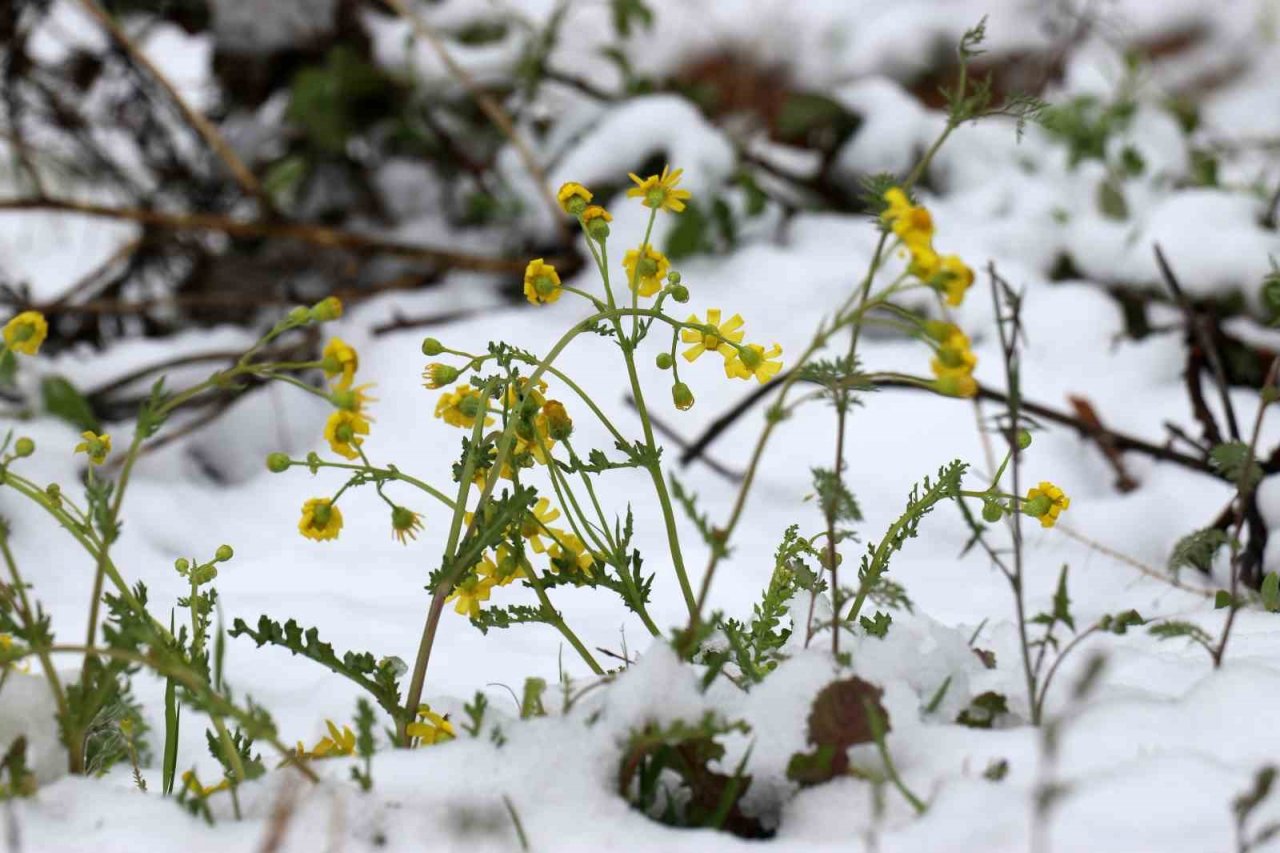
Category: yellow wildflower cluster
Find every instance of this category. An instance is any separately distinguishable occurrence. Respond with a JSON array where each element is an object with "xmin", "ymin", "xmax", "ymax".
[
  {"xmin": 298, "ymin": 720, "xmax": 356, "ymax": 759},
  {"xmin": 927, "ymin": 322, "xmax": 978, "ymax": 398},
  {"xmin": 445, "ymin": 497, "xmax": 600, "ymax": 619},
  {"xmin": 406, "ymin": 704, "xmax": 456, "ymax": 746},
  {"xmin": 882, "ymin": 188, "xmax": 974, "ymax": 307},
  {"xmin": 319, "ymin": 334, "xmax": 374, "ymax": 461},
  {"xmin": 680, "ymin": 309, "xmax": 783, "ymax": 384}
]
